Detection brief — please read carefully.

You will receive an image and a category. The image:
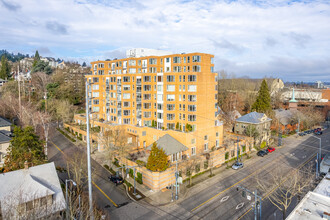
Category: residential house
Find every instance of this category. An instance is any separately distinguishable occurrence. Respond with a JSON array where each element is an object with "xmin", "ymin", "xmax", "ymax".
[
  {"xmin": 0, "ymin": 117, "xmax": 11, "ymax": 166},
  {"xmin": 0, "ymin": 162, "xmax": 66, "ymax": 219},
  {"xmin": 234, "ymin": 112, "xmax": 272, "ymax": 147}
]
